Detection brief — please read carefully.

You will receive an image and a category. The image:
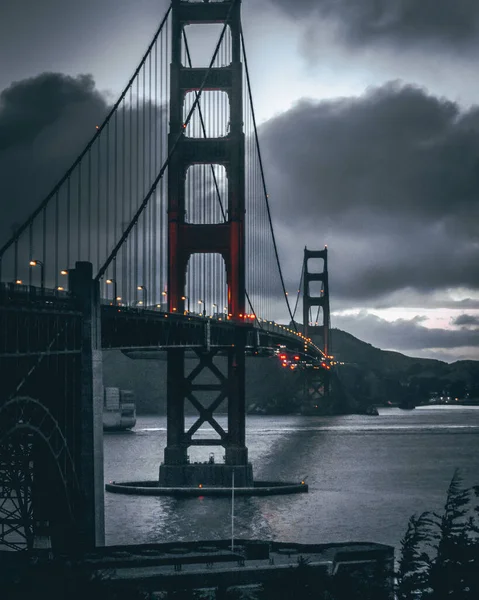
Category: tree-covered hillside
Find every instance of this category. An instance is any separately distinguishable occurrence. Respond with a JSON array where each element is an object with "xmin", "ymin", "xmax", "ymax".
[{"xmin": 102, "ymin": 329, "xmax": 479, "ymax": 415}]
